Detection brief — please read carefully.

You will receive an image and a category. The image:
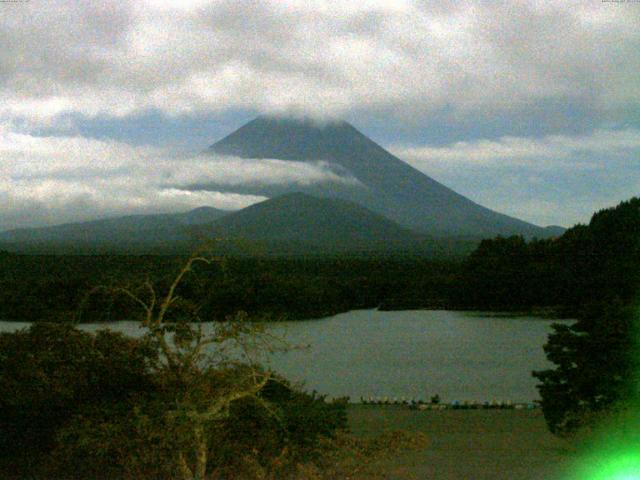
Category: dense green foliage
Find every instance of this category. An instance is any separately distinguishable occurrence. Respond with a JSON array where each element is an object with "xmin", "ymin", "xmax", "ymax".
[
  {"xmin": 459, "ymin": 198, "xmax": 640, "ymax": 313},
  {"xmin": 0, "ymin": 324, "xmax": 158, "ymax": 478},
  {"xmin": 530, "ymin": 198, "xmax": 640, "ymax": 434},
  {"xmin": 0, "ymin": 253, "xmax": 459, "ymax": 322},
  {"xmin": 0, "ymin": 323, "xmax": 347, "ymax": 479},
  {"xmin": 533, "ymin": 302, "xmax": 639, "ymax": 435},
  {"xmin": 425, "ymin": 196, "xmax": 640, "ymax": 435}
]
